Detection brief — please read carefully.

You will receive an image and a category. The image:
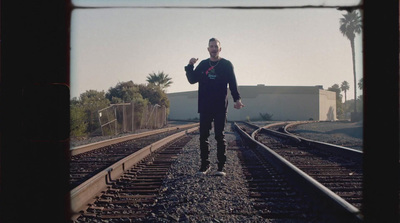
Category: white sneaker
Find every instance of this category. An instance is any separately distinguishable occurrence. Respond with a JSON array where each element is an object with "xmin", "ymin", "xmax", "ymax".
[
  {"xmin": 215, "ymin": 170, "xmax": 226, "ymax": 176},
  {"xmin": 198, "ymin": 164, "xmax": 211, "ymax": 175}
]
